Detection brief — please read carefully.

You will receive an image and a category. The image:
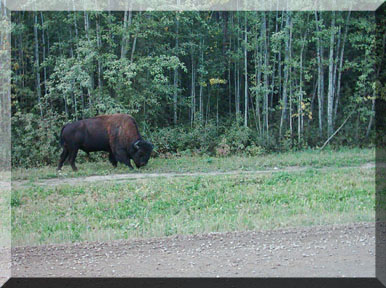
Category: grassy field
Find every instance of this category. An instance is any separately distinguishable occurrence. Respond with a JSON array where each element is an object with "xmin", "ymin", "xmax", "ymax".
[
  {"xmin": 12, "ymin": 147, "xmax": 374, "ymax": 181},
  {"xmin": 12, "ymin": 164, "xmax": 375, "ymax": 246}
]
